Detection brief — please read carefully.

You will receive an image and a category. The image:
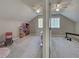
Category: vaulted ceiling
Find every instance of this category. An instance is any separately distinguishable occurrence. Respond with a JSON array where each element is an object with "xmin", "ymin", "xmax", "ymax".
[
  {"xmin": 61, "ymin": 0, "xmax": 79, "ymax": 22},
  {"xmin": 0, "ymin": 0, "xmax": 37, "ymax": 21},
  {"xmin": 23, "ymin": 0, "xmax": 79, "ymax": 22},
  {"xmin": 0, "ymin": 0, "xmax": 79, "ymax": 22}
]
